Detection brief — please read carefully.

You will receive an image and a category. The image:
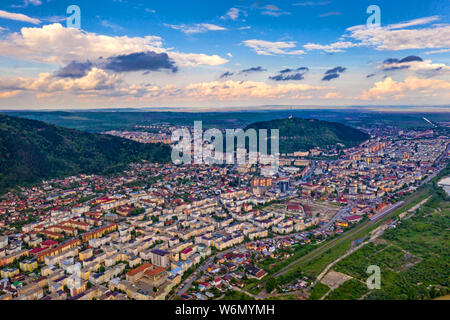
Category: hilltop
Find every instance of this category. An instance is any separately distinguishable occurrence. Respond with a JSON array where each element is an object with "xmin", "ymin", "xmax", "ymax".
[
  {"xmin": 0, "ymin": 114, "xmax": 171, "ymax": 194},
  {"xmin": 245, "ymin": 117, "xmax": 370, "ymax": 153}
]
